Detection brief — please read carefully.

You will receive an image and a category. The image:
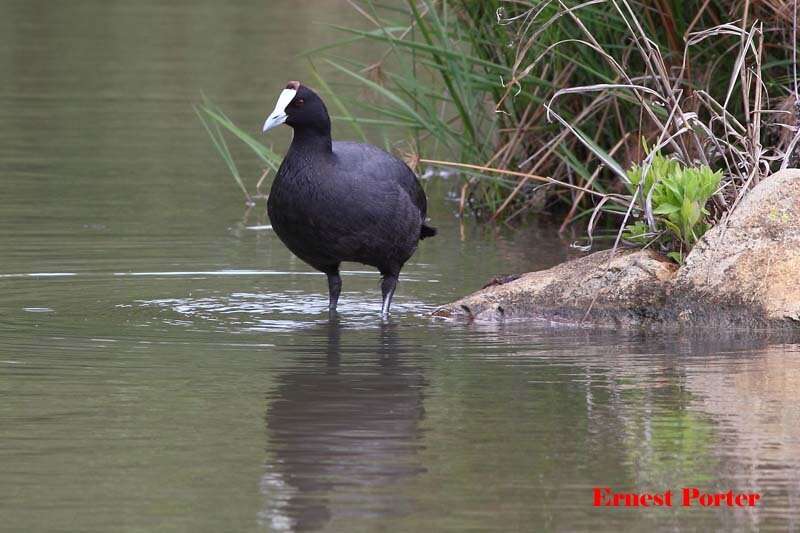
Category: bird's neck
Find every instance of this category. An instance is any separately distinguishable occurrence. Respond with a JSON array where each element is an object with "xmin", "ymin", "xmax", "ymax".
[{"xmin": 289, "ymin": 124, "xmax": 332, "ymax": 155}]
